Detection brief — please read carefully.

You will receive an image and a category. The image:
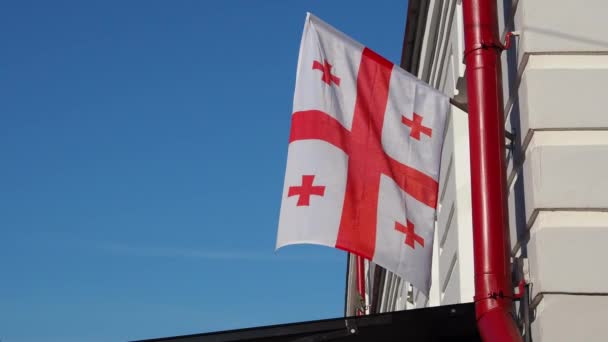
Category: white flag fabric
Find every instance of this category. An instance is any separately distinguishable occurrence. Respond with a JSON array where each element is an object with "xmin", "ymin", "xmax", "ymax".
[{"xmin": 276, "ymin": 13, "xmax": 448, "ymax": 295}]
